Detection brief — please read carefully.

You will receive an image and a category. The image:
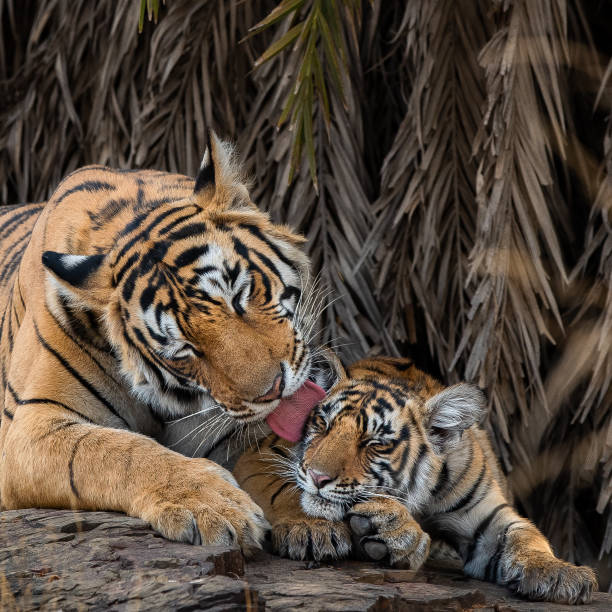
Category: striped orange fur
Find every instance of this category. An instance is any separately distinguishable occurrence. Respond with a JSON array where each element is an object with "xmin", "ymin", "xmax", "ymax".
[
  {"xmin": 0, "ymin": 132, "xmax": 316, "ymax": 554},
  {"xmin": 234, "ymin": 356, "xmax": 597, "ymax": 603}
]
